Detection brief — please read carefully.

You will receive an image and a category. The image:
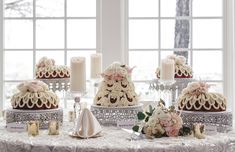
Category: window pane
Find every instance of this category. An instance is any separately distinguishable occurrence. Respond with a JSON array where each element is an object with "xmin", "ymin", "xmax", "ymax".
[
  {"xmin": 36, "ymin": 20, "xmax": 64, "ymax": 49},
  {"xmin": 193, "ymin": 19, "xmax": 222, "ymax": 48},
  {"xmin": 134, "ymin": 82, "xmax": 154, "ymax": 102},
  {"xmin": 162, "ymin": 19, "xmax": 190, "ymax": 49},
  {"xmin": 5, "ymin": 20, "xmax": 33, "ymax": 49},
  {"xmin": 161, "ymin": 0, "xmax": 176, "ymax": 17},
  {"xmin": 5, "ymin": 51, "xmax": 33, "ymax": 80},
  {"xmin": 129, "ymin": 51, "xmax": 158, "ymax": 80},
  {"xmin": 67, "ymin": 19, "xmax": 96, "ymax": 49},
  {"xmin": 193, "ymin": 0, "xmax": 222, "ymax": 17},
  {"xmin": 129, "ymin": 0, "xmax": 158, "ymax": 17},
  {"xmin": 36, "ymin": 51, "xmax": 65, "ymax": 65},
  {"xmin": 207, "ymin": 82, "xmax": 223, "ymax": 94},
  {"xmin": 4, "ymin": 82, "xmax": 21, "ymax": 109},
  {"xmin": 4, "ymin": 0, "xmax": 33, "ymax": 17},
  {"xmin": 67, "ymin": 0, "xmax": 96, "ymax": 17},
  {"xmin": 129, "ymin": 20, "xmax": 158, "ymax": 49},
  {"xmin": 36, "ymin": 0, "xmax": 64, "ymax": 17},
  {"xmin": 67, "ymin": 51, "xmax": 96, "ymax": 80},
  {"xmin": 193, "ymin": 51, "xmax": 222, "ymax": 80}
]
